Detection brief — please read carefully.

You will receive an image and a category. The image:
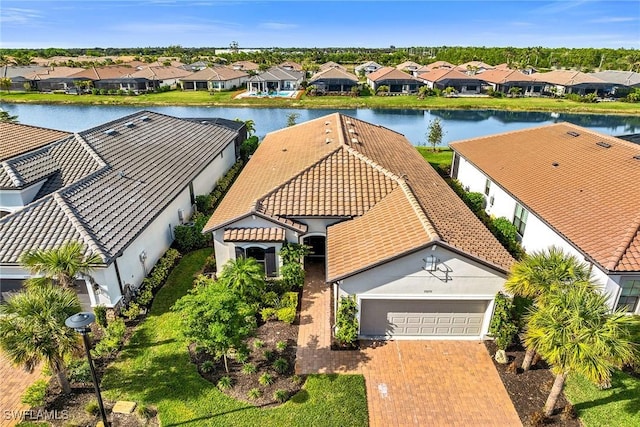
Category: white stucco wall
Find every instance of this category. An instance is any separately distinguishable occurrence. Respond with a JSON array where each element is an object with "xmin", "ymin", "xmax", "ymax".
[
  {"xmin": 192, "ymin": 143, "xmax": 236, "ymax": 196},
  {"xmin": 338, "ymin": 245, "xmax": 506, "ymax": 337},
  {"xmin": 454, "ymin": 154, "xmax": 628, "ymax": 310}
]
